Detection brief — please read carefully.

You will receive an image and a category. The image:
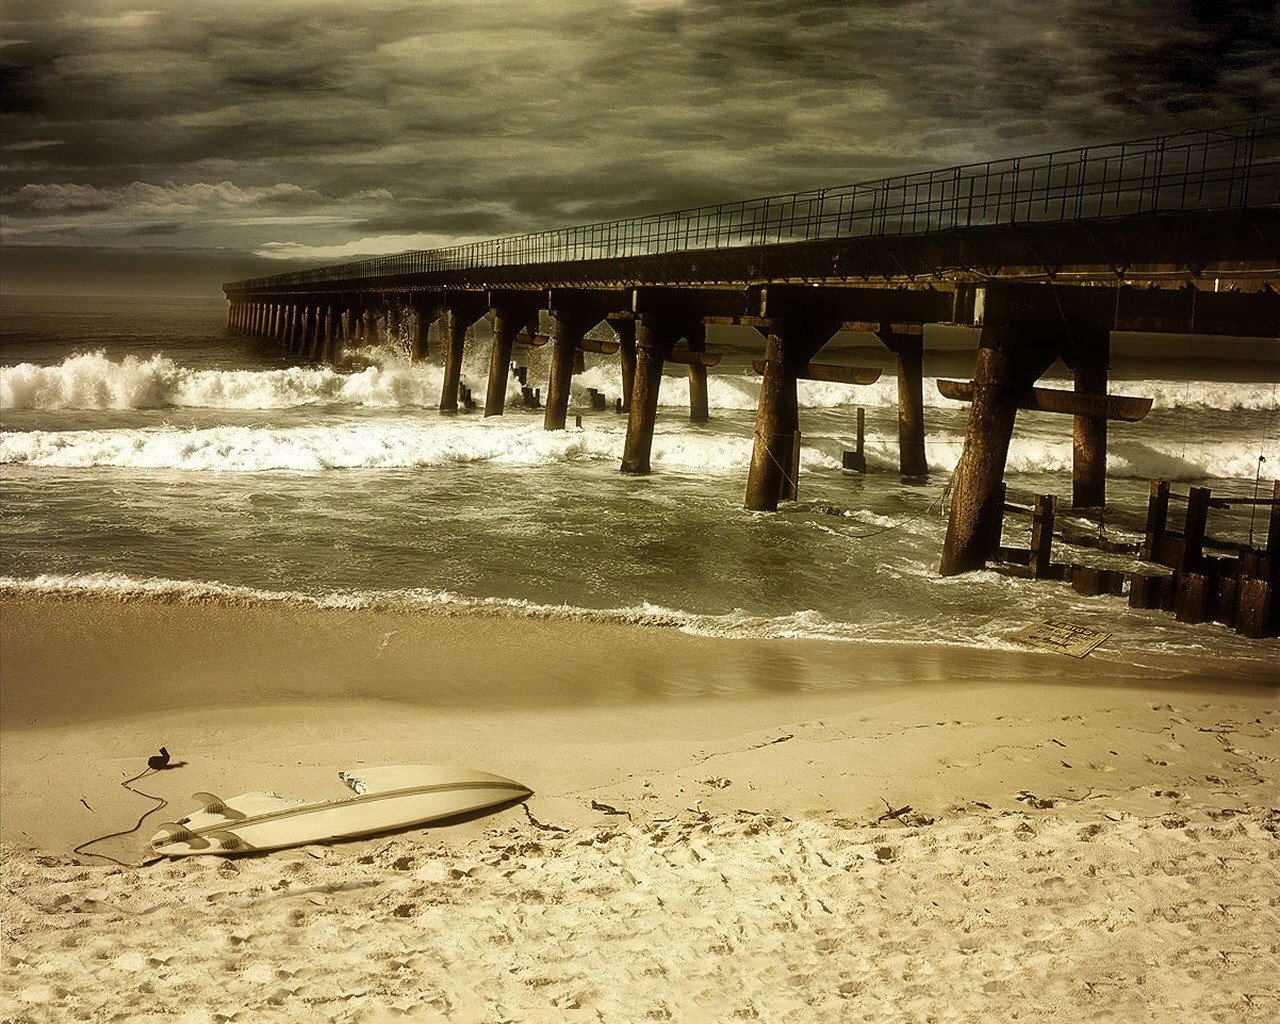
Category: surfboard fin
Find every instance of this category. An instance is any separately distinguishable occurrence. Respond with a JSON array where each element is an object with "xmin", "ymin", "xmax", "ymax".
[
  {"xmin": 190, "ymin": 792, "xmax": 246, "ymax": 820},
  {"xmin": 206, "ymin": 829, "xmax": 253, "ymax": 853},
  {"xmin": 150, "ymin": 822, "xmax": 205, "ymax": 849}
]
